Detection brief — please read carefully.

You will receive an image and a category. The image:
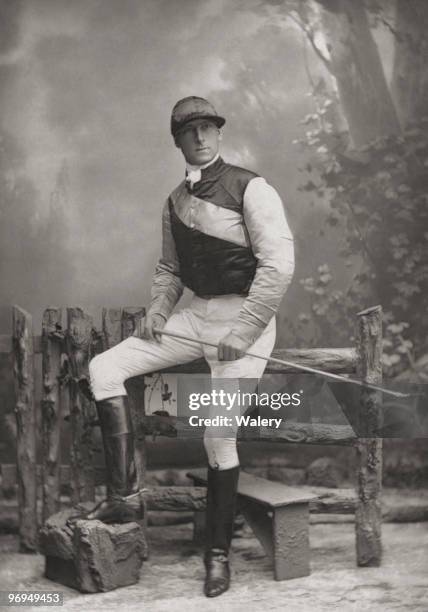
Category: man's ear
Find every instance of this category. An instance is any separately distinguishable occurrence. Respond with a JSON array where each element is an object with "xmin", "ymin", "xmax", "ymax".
[
  {"xmin": 174, "ymin": 136, "xmax": 181, "ymax": 148},
  {"xmin": 218, "ymin": 130, "xmax": 223, "ymax": 141}
]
